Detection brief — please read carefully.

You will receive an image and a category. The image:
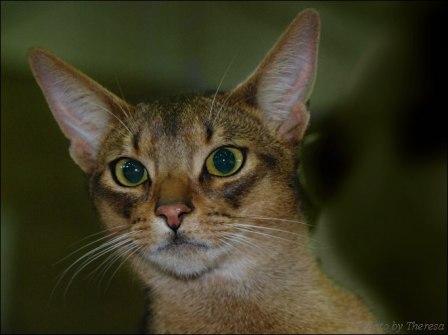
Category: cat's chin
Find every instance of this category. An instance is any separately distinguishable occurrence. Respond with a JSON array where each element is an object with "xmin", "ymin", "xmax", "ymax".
[{"xmin": 138, "ymin": 239, "xmax": 225, "ymax": 279}]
